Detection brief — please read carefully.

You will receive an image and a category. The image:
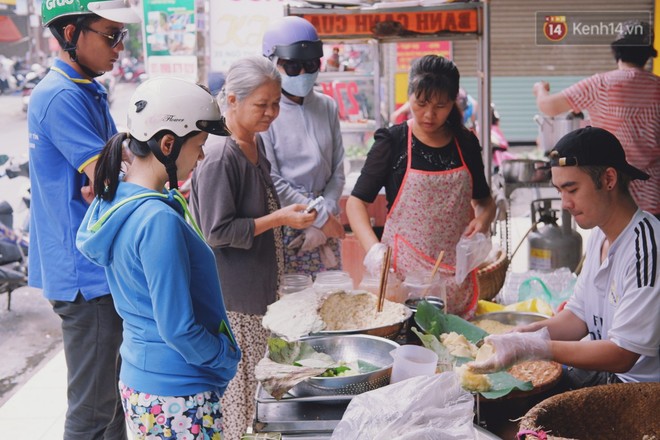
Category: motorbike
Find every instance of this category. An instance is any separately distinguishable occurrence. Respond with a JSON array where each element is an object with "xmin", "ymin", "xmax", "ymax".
[
  {"xmin": 0, "ymin": 155, "xmax": 30, "ymax": 310},
  {"xmin": 115, "ymin": 57, "xmax": 147, "ymax": 84}
]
